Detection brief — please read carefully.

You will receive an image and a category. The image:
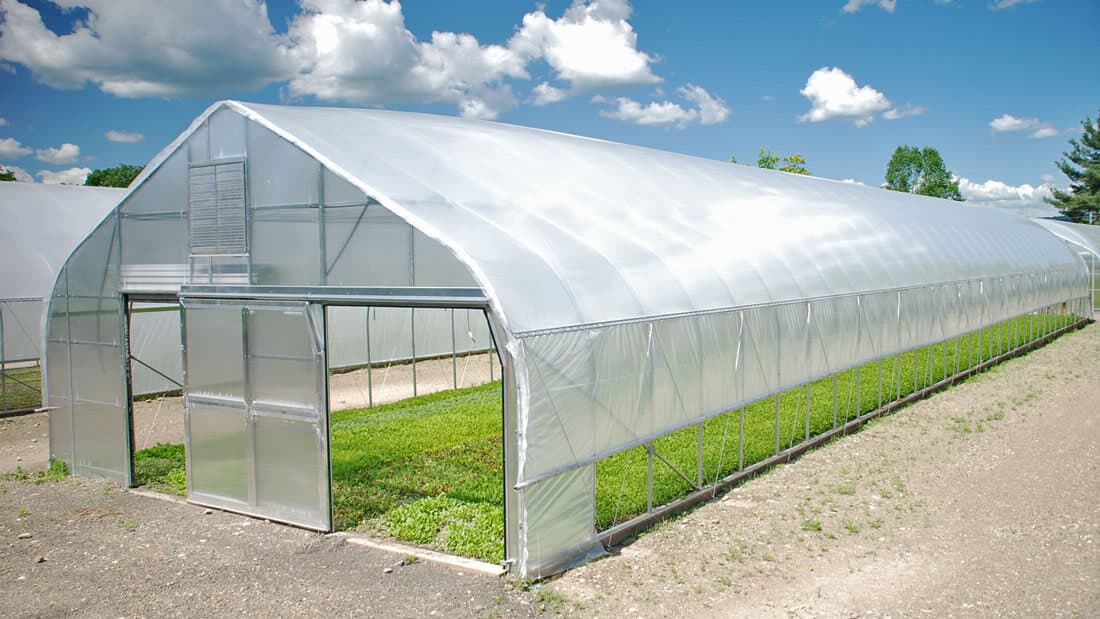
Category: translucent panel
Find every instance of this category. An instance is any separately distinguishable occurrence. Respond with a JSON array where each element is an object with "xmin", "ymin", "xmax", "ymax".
[
  {"xmin": 413, "ymin": 307, "xmax": 455, "ymax": 359},
  {"xmin": 323, "ymin": 203, "xmax": 411, "ymax": 286},
  {"xmin": 325, "ymin": 306, "xmax": 368, "ymax": 369},
  {"xmin": 121, "ymin": 147, "xmax": 187, "ymax": 216},
  {"xmin": 47, "ymin": 396, "xmax": 73, "ymax": 463},
  {"xmin": 68, "ymin": 296, "xmax": 120, "ymax": 345},
  {"xmin": 71, "ymin": 343, "xmax": 122, "ymax": 405},
  {"xmin": 413, "ymin": 229, "xmax": 476, "ymax": 287},
  {"xmin": 188, "ymin": 122, "xmax": 209, "ymax": 162},
  {"xmin": 45, "ymin": 340, "xmax": 70, "ymax": 399},
  {"xmin": 251, "ymin": 206, "xmax": 321, "ymax": 285},
  {"xmin": 208, "ymin": 107, "xmax": 247, "ymax": 159},
  {"xmin": 249, "ymin": 306, "xmax": 314, "ymax": 358},
  {"xmin": 521, "ymin": 467, "xmax": 604, "ymax": 577},
  {"xmin": 184, "ymin": 305, "xmax": 244, "ymax": 400},
  {"xmin": 323, "ymin": 167, "xmax": 366, "ymax": 206},
  {"xmin": 188, "ymin": 404, "xmax": 248, "ymax": 505},
  {"xmin": 66, "ymin": 217, "xmax": 120, "ymax": 298},
  {"xmin": 71, "ymin": 401, "xmax": 128, "ymax": 482},
  {"xmin": 254, "ymin": 413, "xmax": 327, "ymax": 527},
  {"xmin": 369, "ymin": 307, "xmax": 413, "ymax": 363},
  {"xmin": 1, "ymin": 299, "xmax": 44, "ymax": 362},
  {"xmin": 250, "ymin": 357, "xmax": 317, "ymax": 407},
  {"xmin": 121, "ymin": 212, "xmax": 188, "ymax": 267},
  {"xmin": 248, "ymin": 123, "xmax": 319, "ymax": 207}
]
